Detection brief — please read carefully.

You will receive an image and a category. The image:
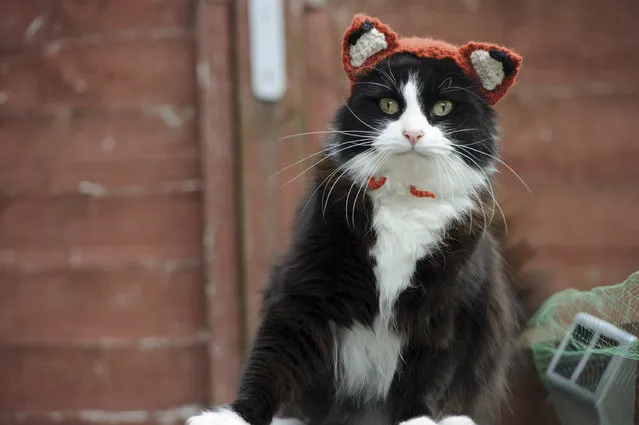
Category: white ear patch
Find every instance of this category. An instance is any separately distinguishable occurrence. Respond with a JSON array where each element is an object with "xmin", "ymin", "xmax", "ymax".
[
  {"xmin": 350, "ymin": 27, "xmax": 388, "ymax": 67},
  {"xmin": 469, "ymin": 50, "xmax": 505, "ymax": 91}
]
